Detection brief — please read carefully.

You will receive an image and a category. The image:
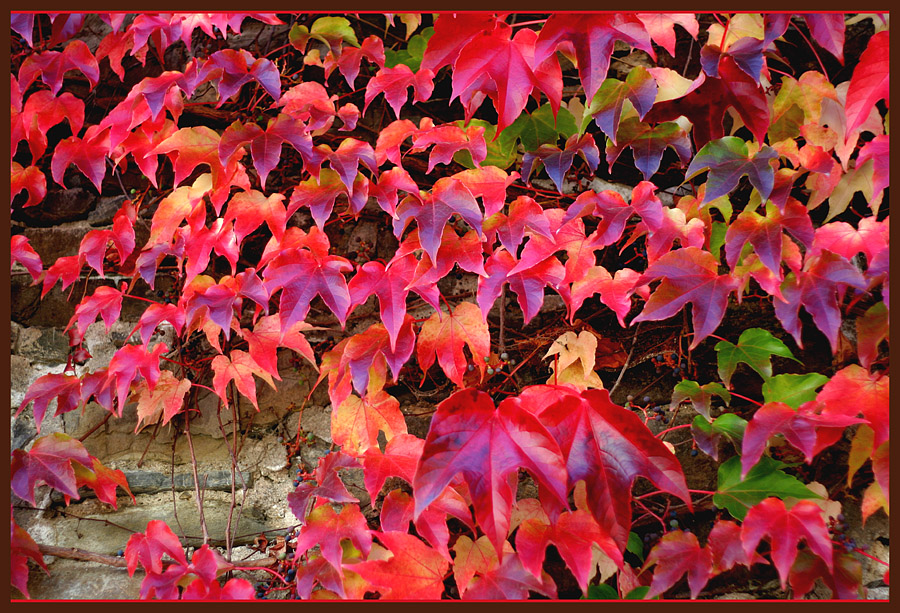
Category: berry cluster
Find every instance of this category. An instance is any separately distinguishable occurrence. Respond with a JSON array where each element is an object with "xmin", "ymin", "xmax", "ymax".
[
  {"xmin": 829, "ymin": 513, "xmax": 867, "ymax": 553},
  {"xmin": 467, "ymin": 352, "xmax": 514, "ymax": 377},
  {"xmin": 650, "ymin": 352, "xmax": 692, "ymax": 379},
  {"xmin": 256, "ymin": 528, "xmax": 300, "ymax": 600}
]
